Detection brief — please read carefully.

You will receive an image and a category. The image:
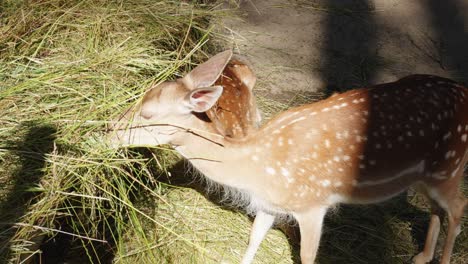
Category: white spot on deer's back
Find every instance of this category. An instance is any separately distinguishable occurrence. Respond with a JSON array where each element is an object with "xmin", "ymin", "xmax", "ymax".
[
  {"xmin": 443, "ymin": 132, "xmax": 452, "ymax": 140},
  {"xmin": 445, "ymin": 151, "xmax": 451, "ymax": 160},
  {"xmin": 278, "ymin": 137, "xmax": 284, "ymax": 146},
  {"xmin": 444, "ymin": 150, "xmax": 456, "ymax": 160},
  {"xmin": 336, "ymin": 132, "xmax": 342, "ymax": 139},
  {"xmin": 320, "ymin": 180, "xmax": 331, "ymax": 187},
  {"xmin": 286, "ymin": 177, "xmax": 295, "ymax": 183},
  {"xmin": 462, "ymin": 134, "xmax": 467, "ymax": 142},
  {"xmin": 266, "ymin": 167, "xmax": 276, "ymax": 175},
  {"xmin": 343, "ymin": 130, "xmax": 349, "ymax": 138}
]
